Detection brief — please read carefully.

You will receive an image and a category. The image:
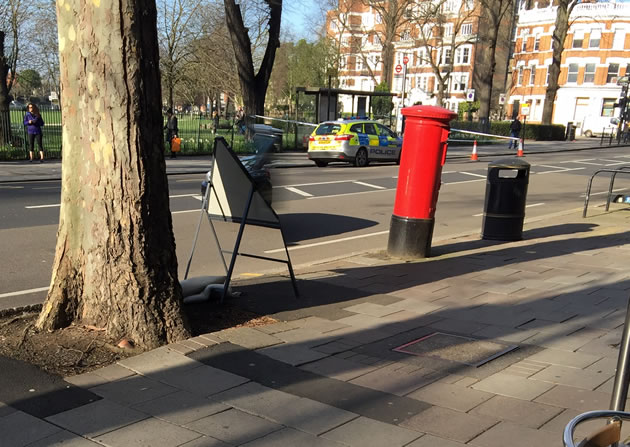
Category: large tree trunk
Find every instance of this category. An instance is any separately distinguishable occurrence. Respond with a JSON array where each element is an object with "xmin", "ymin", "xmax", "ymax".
[
  {"xmin": 224, "ymin": 0, "xmax": 281, "ymax": 117},
  {"xmin": 542, "ymin": 0, "xmax": 573, "ymax": 125},
  {"xmin": 0, "ymin": 31, "xmax": 12, "ymax": 147},
  {"xmin": 37, "ymin": 0, "xmax": 190, "ymax": 349},
  {"xmin": 476, "ymin": 26, "xmax": 498, "ymax": 130},
  {"xmin": 381, "ymin": 41, "xmax": 395, "ymax": 89}
]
